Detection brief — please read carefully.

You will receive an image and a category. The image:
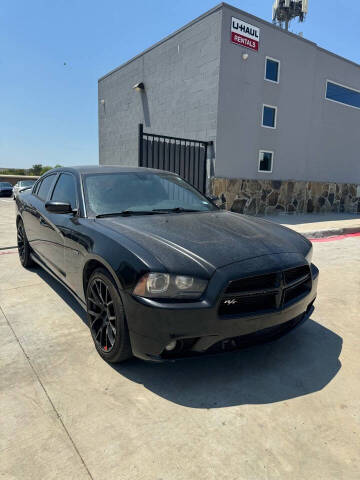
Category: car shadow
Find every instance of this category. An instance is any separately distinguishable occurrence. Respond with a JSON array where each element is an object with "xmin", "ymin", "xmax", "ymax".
[
  {"xmin": 34, "ymin": 268, "xmax": 88, "ymax": 325},
  {"xmin": 34, "ymin": 267, "xmax": 342, "ymax": 408},
  {"xmin": 114, "ymin": 319, "xmax": 342, "ymax": 408}
]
